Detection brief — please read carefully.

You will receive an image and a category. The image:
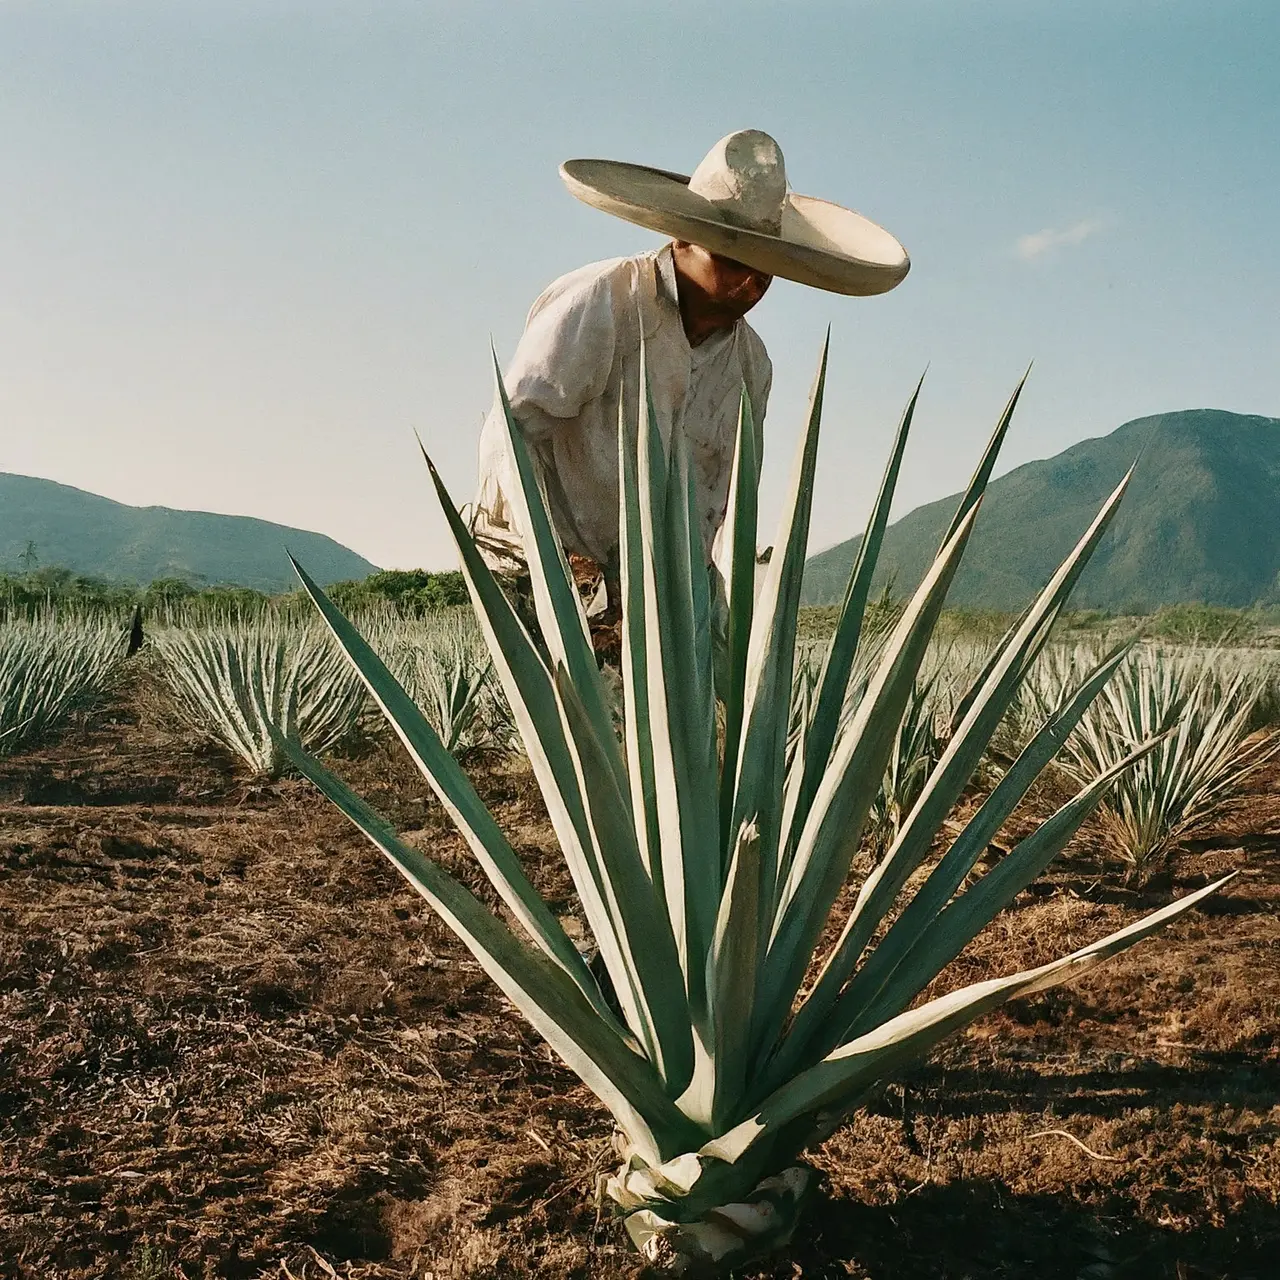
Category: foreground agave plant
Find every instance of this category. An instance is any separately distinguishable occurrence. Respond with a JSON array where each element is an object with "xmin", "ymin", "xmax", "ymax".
[{"xmin": 281, "ymin": 341, "xmax": 1230, "ymax": 1271}]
